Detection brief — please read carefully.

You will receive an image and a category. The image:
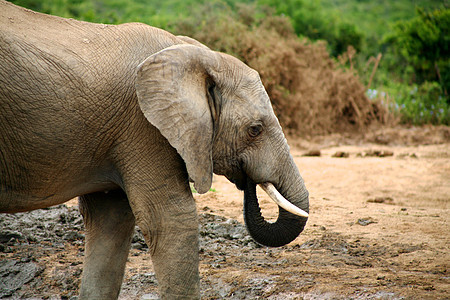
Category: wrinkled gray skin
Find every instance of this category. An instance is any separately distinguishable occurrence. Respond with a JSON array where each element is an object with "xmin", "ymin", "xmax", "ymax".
[{"xmin": 0, "ymin": 1, "xmax": 309, "ymax": 299}]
